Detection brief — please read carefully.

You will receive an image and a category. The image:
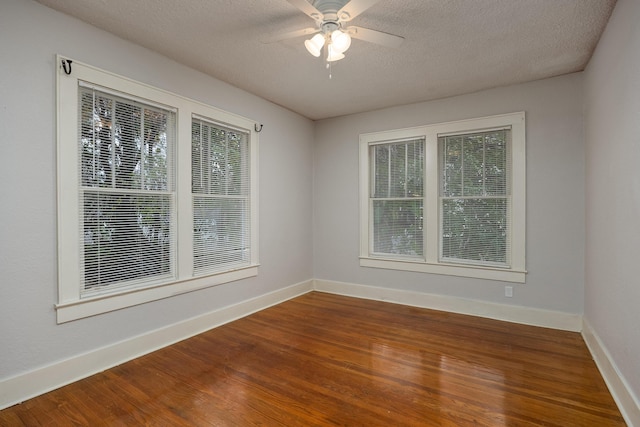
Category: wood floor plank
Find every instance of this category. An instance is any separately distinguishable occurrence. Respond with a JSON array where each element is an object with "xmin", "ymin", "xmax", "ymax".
[{"xmin": 0, "ymin": 292, "xmax": 625, "ymax": 426}]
